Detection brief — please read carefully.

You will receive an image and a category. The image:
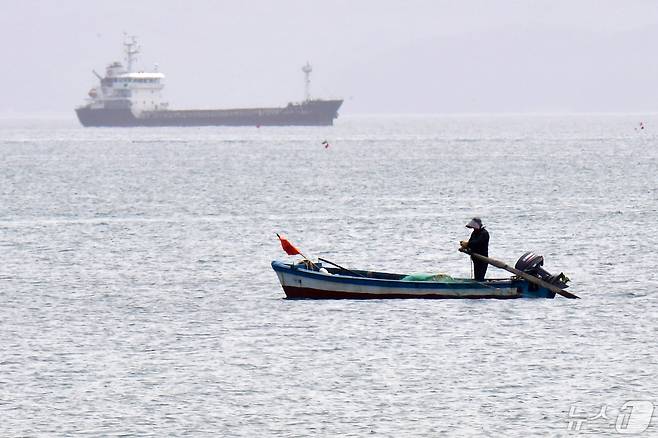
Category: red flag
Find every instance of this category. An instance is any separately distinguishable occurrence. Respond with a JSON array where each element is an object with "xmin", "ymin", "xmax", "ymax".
[{"xmin": 277, "ymin": 233, "xmax": 301, "ymax": 256}]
